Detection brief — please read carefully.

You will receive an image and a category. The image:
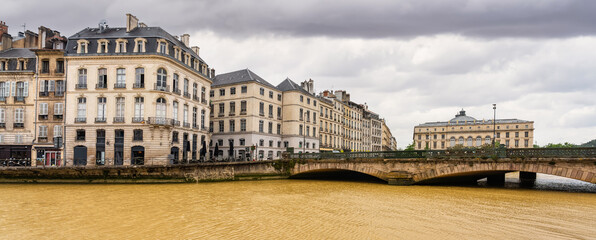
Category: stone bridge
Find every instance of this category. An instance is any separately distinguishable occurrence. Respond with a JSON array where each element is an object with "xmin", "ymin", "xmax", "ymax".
[{"xmin": 0, "ymin": 157, "xmax": 594, "ymax": 185}]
